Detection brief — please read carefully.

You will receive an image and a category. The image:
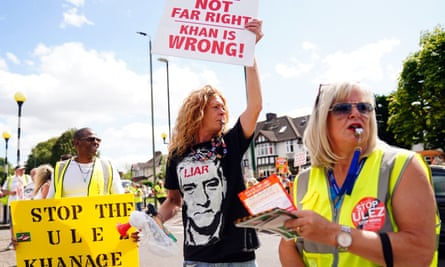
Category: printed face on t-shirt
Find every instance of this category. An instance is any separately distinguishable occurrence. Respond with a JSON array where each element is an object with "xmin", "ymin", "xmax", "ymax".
[{"xmin": 177, "ymin": 153, "xmax": 227, "ymax": 245}]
